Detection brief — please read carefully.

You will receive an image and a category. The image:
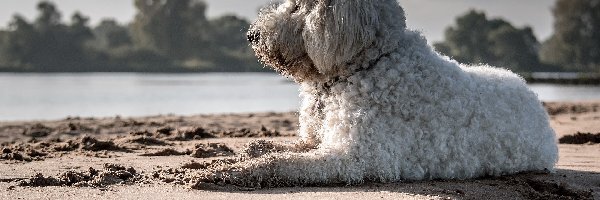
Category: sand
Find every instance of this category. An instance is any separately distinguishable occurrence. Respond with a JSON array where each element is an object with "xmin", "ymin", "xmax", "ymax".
[{"xmin": 0, "ymin": 102, "xmax": 599, "ymax": 199}]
